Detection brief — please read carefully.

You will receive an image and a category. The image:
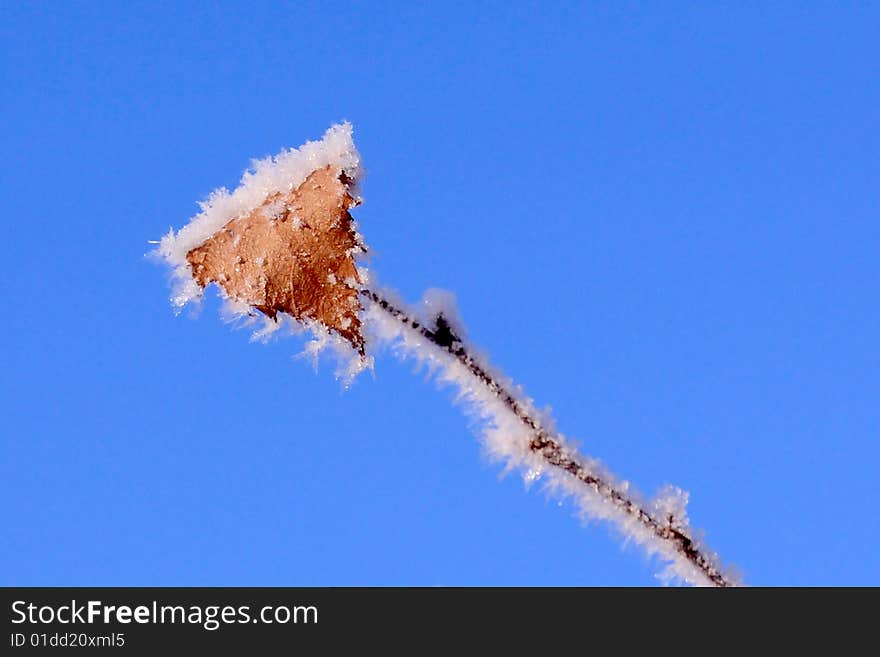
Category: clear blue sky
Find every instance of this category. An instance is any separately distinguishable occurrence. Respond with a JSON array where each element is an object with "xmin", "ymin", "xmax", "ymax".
[{"xmin": 2, "ymin": 2, "xmax": 877, "ymax": 586}]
